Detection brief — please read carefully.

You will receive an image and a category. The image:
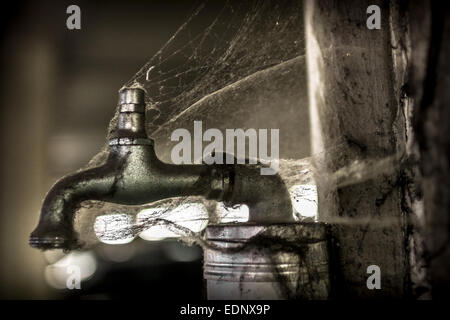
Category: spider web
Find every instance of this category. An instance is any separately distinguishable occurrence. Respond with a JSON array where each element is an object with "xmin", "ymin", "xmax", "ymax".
[
  {"xmin": 73, "ymin": 0, "xmax": 403, "ymax": 249},
  {"xmin": 123, "ymin": 0, "xmax": 305, "ymax": 135}
]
